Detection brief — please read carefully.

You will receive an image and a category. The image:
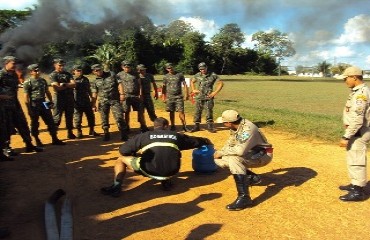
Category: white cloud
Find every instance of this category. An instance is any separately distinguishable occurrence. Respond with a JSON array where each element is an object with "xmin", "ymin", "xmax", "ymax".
[
  {"xmin": 179, "ymin": 17, "xmax": 219, "ymax": 41},
  {"xmin": 336, "ymin": 14, "xmax": 370, "ymax": 44},
  {"xmin": 332, "ymin": 46, "xmax": 355, "ymax": 58},
  {"xmin": 366, "ymin": 55, "xmax": 370, "ymax": 65}
]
